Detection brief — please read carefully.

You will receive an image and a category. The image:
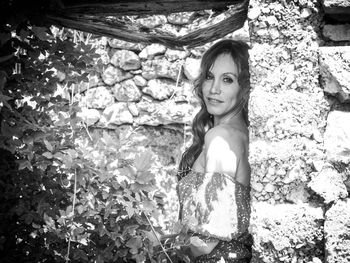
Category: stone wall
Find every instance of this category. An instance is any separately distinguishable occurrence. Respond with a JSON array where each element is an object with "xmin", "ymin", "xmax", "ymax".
[
  {"xmin": 61, "ymin": 2, "xmax": 350, "ymax": 262},
  {"xmin": 248, "ymin": 0, "xmax": 350, "ymax": 262}
]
